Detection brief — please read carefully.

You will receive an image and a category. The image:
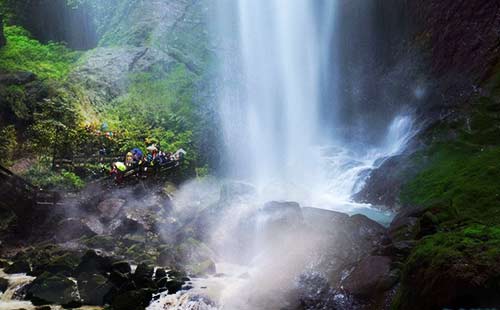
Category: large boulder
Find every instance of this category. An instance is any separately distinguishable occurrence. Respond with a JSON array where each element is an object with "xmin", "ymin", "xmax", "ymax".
[
  {"xmin": 76, "ymin": 250, "xmax": 113, "ymax": 276},
  {"xmin": 158, "ymin": 238, "xmax": 216, "ymax": 276},
  {"xmin": 111, "ymin": 288, "xmax": 154, "ymax": 310},
  {"xmin": 342, "ymin": 256, "xmax": 396, "ymax": 298},
  {"xmin": 4, "ymin": 260, "xmax": 31, "ymax": 274},
  {"xmin": 97, "ymin": 198, "xmax": 126, "ymax": 221},
  {"xmin": 55, "ymin": 218, "xmax": 96, "ymax": 242},
  {"xmin": 77, "ymin": 273, "xmax": 114, "ymax": 306},
  {"xmin": 26, "ymin": 272, "xmax": 81, "ymax": 307}
]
